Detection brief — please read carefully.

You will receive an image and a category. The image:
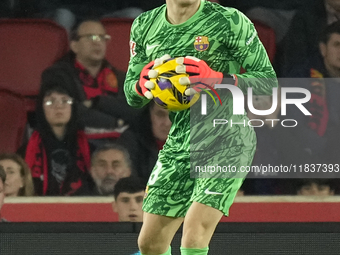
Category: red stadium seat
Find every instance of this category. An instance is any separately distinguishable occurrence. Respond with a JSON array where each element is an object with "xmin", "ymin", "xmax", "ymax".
[
  {"xmin": 252, "ymin": 20, "xmax": 276, "ymax": 63},
  {"xmin": 101, "ymin": 18, "xmax": 133, "ymax": 72},
  {"xmin": 0, "ymin": 19, "xmax": 68, "ymax": 102},
  {"xmin": 0, "ymin": 90, "xmax": 27, "ymax": 153}
]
